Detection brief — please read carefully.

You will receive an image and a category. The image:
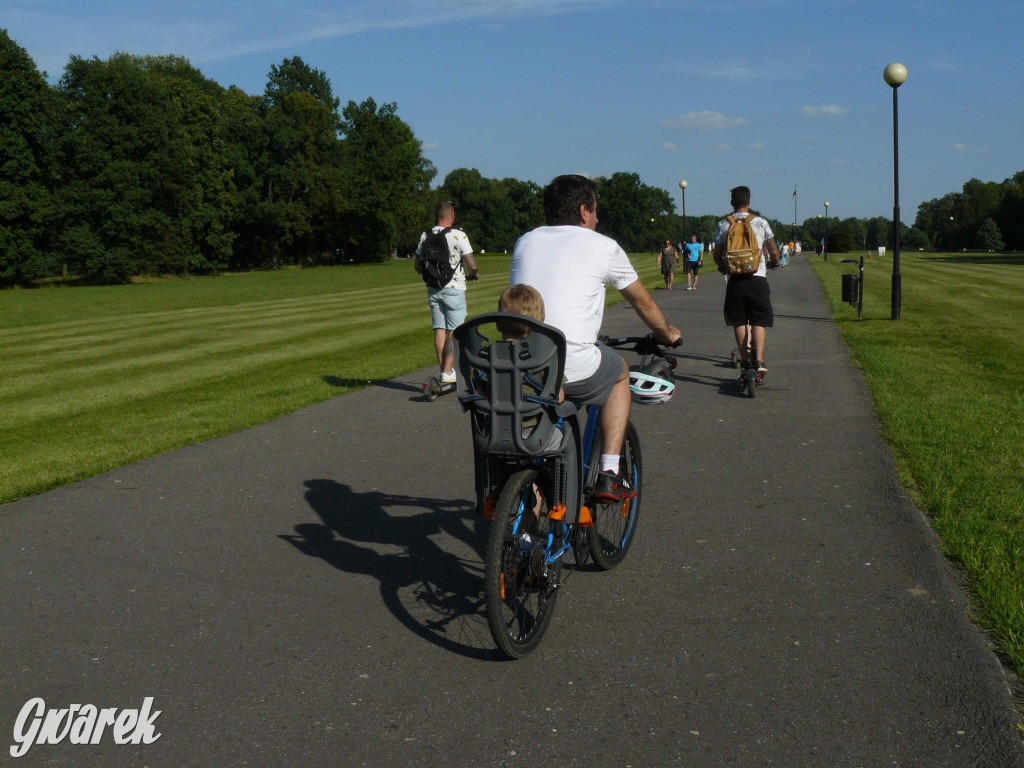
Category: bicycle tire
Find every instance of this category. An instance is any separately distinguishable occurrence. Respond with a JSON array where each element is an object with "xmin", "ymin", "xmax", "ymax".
[
  {"xmin": 586, "ymin": 421, "xmax": 643, "ymax": 570},
  {"xmin": 484, "ymin": 467, "xmax": 562, "ymax": 659},
  {"xmin": 746, "ymin": 372, "xmax": 757, "ymax": 398}
]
